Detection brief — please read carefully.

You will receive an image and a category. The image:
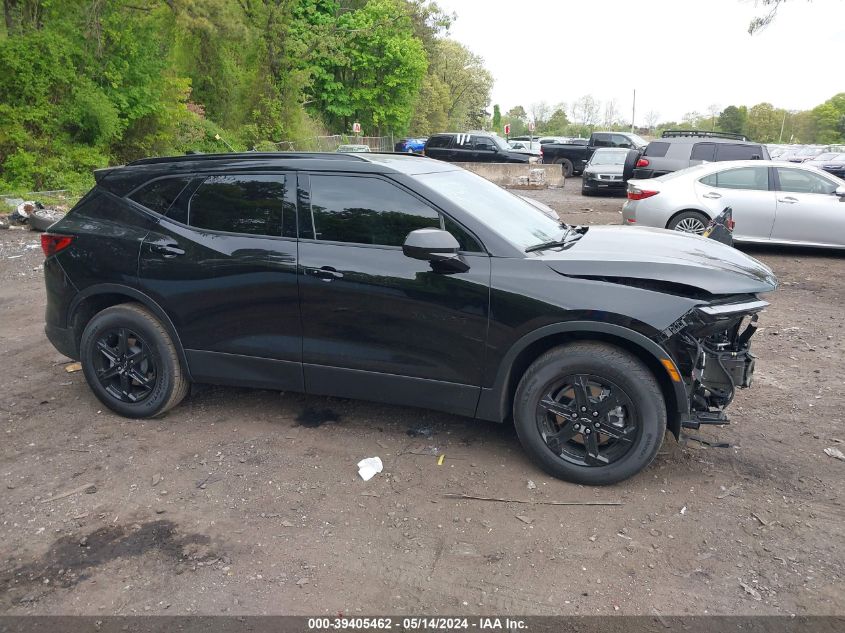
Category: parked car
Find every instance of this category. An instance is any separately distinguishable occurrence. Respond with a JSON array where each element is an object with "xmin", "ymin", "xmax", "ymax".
[
  {"xmin": 541, "ymin": 131, "xmax": 647, "ymax": 177},
  {"xmin": 622, "ymin": 160, "xmax": 845, "ymax": 248},
  {"xmin": 538, "ymin": 136, "xmax": 570, "ymax": 145},
  {"xmin": 337, "ymin": 144, "xmax": 371, "ymax": 152},
  {"xmin": 633, "ymin": 131, "xmax": 769, "ymax": 180},
  {"xmin": 813, "ymin": 154, "xmax": 845, "ymax": 179},
  {"xmin": 41, "ymin": 152, "xmax": 776, "ymax": 485},
  {"xmin": 784, "ymin": 146, "xmax": 827, "ymax": 163},
  {"xmin": 394, "ymin": 138, "xmax": 427, "ymax": 153},
  {"xmin": 581, "ymin": 148, "xmax": 631, "ymax": 196},
  {"xmin": 424, "ymin": 132, "xmax": 531, "ymax": 163},
  {"xmin": 508, "ymin": 140, "xmax": 543, "ymax": 157}
]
